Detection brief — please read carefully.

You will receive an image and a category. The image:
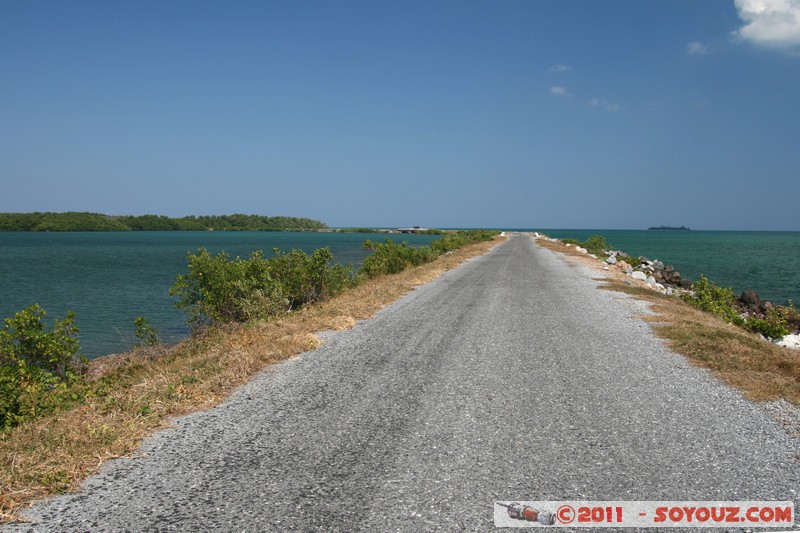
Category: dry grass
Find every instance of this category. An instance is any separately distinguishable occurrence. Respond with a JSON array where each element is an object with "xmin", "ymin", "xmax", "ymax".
[
  {"xmin": 0, "ymin": 237, "xmax": 502, "ymax": 521},
  {"xmin": 536, "ymin": 237, "xmax": 598, "ymax": 259},
  {"xmin": 537, "ymin": 237, "xmax": 800, "ymax": 406}
]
